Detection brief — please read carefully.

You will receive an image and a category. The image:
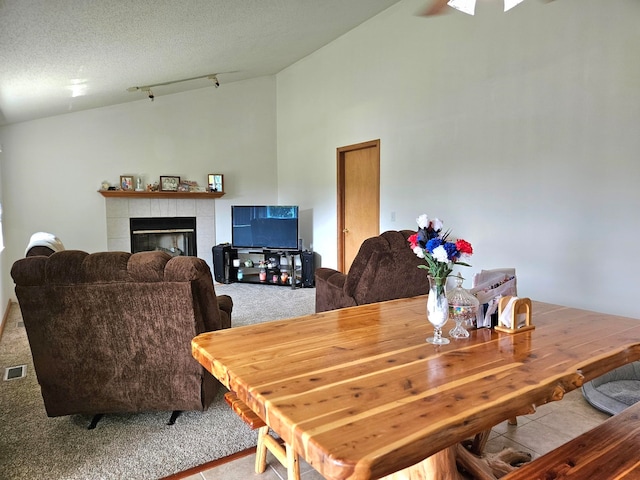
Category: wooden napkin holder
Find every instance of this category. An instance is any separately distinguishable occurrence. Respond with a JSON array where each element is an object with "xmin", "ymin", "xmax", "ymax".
[{"xmin": 494, "ymin": 296, "xmax": 535, "ymax": 334}]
